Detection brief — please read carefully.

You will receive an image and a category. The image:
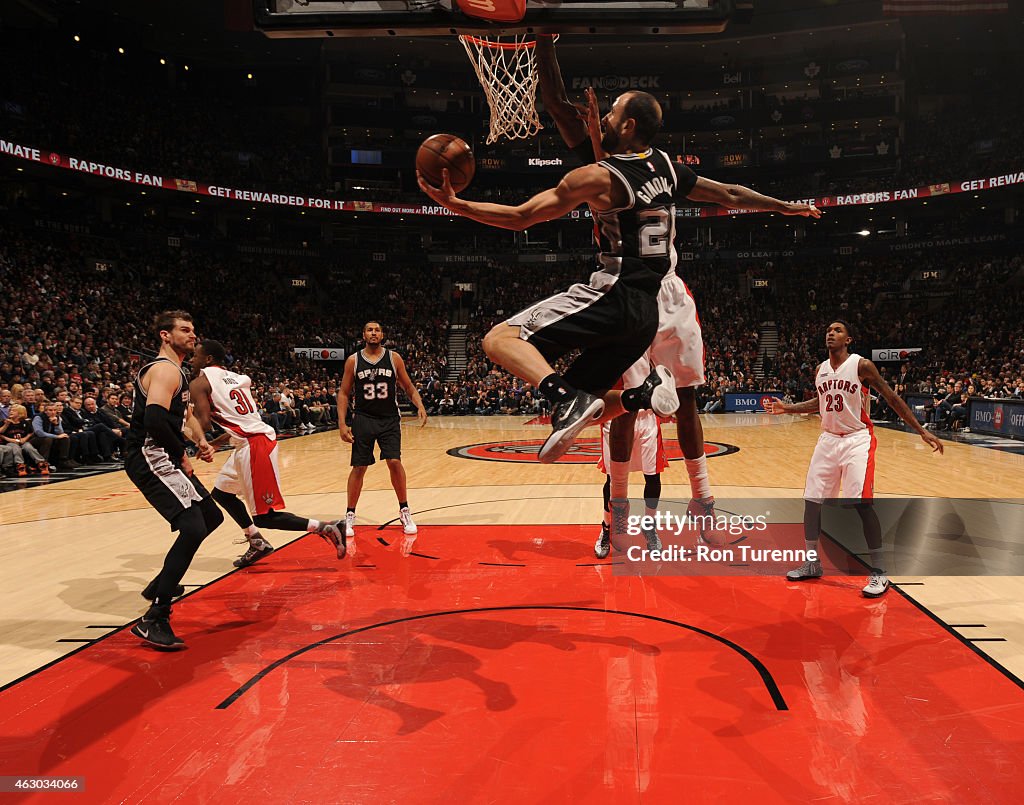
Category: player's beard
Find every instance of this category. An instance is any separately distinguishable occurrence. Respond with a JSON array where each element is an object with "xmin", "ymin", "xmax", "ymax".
[{"xmin": 601, "ymin": 125, "xmax": 620, "ymax": 153}]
